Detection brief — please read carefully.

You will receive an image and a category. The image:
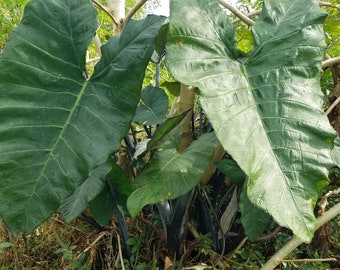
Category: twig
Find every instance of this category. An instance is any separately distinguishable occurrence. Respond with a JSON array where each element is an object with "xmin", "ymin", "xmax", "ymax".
[
  {"xmin": 322, "ymin": 56, "xmax": 340, "ymax": 69},
  {"xmin": 280, "ymin": 258, "xmax": 337, "ymax": 263},
  {"xmin": 86, "ymin": 57, "xmax": 101, "ymax": 64},
  {"xmin": 91, "ymin": 0, "xmax": 120, "ymax": 26},
  {"xmin": 231, "ymin": 237, "xmax": 248, "ymax": 254},
  {"xmin": 122, "ymin": 0, "xmax": 148, "ymax": 25},
  {"xmin": 318, "ymin": 188, "xmax": 340, "ymax": 214},
  {"xmin": 80, "ymin": 231, "xmax": 109, "ymax": 254},
  {"xmin": 326, "ymin": 96, "xmax": 340, "ymax": 115},
  {"xmin": 218, "ymin": 0, "xmax": 255, "ymax": 26},
  {"xmin": 261, "ymin": 201, "xmax": 340, "ymax": 270},
  {"xmin": 232, "ymin": 9, "xmax": 262, "ymax": 24},
  {"xmin": 319, "ymin": 1, "xmax": 340, "ymax": 9},
  {"xmin": 116, "ymin": 232, "xmax": 126, "ymax": 270},
  {"xmin": 227, "ymin": 1, "xmax": 339, "ymax": 26},
  {"xmin": 256, "ymin": 226, "xmax": 281, "ymax": 242}
]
